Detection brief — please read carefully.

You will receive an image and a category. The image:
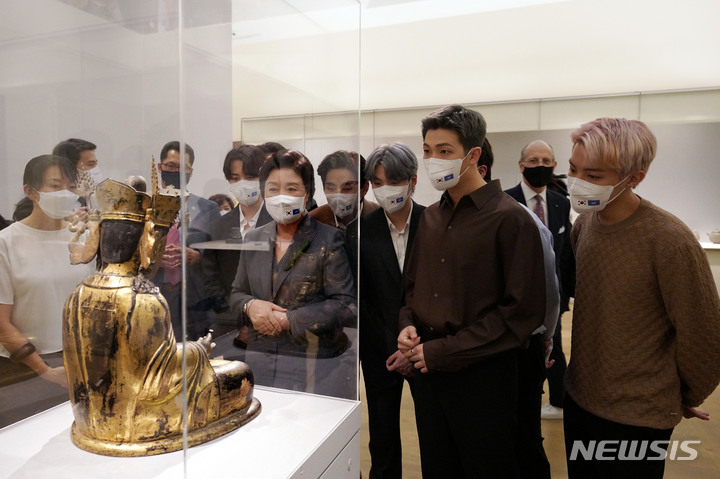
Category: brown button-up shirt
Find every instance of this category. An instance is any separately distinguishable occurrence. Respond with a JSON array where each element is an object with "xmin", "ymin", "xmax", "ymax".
[{"xmin": 398, "ymin": 180, "xmax": 546, "ymax": 372}]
